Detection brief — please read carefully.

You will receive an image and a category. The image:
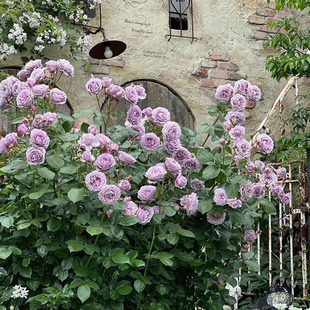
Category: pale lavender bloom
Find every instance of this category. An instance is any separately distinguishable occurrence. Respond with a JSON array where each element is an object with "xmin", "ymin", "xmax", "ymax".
[
  {"xmin": 95, "ymin": 153, "xmax": 115, "ymax": 172},
  {"xmin": 118, "ymin": 151, "xmax": 136, "ymax": 166},
  {"xmin": 24, "ymin": 59, "xmax": 42, "ymax": 71},
  {"xmin": 81, "ymin": 150, "xmax": 95, "ymax": 163},
  {"xmin": 46, "ymin": 60, "xmax": 58, "ymax": 73},
  {"xmin": 30, "ymin": 129, "xmax": 50, "ymax": 148},
  {"xmin": 183, "ymin": 157, "xmax": 201, "ymax": 171},
  {"xmin": 162, "ymin": 121, "xmax": 181, "ymax": 142},
  {"xmin": 190, "ymin": 179, "xmax": 205, "ymax": 191},
  {"xmin": 4, "ymin": 132, "xmax": 18, "ymax": 148},
  {"xmin": 142, "ymin": 107, "xmax": 152, "ymax": 117},
  {"xmin": 43, "ymin": 112, "xmax": 58, "ymax": 124},
  {"xmin": 106, "ymin": 209, "xmax": 114, "ymax": 217},
  {"xmin": 136, "ymin": 206, "xmax": 155, "ymax": 225},
  {"xmin": 245, "ymin": 161, "xmax": 255, "ymax": 174},
  {"xmin": 127, "ymin": 105, "xmax": 142, "ymax": 125},
  {"xmin": 96, "ymin": 133, "xmax": 110, "ymax": 147},
  {"xmin": 33, "ymin": 84, "xmax": 49, "ymax": 98},
  {"xmin": 0, "ymin": 139, "xmax": 7, "ymax": 154},
  {"xmin": 234, "ymin": 79, "xmax": 251, "ymax": 96},
  {"xmin": 11, "ymin": 79, "xmax": 22, "ymax": 97},
  {"xmin": 214, "ymin": 188, "xmax": 228, "ymax": 206},
  {"xmin": 0, "ymin": 92, "xmax": 10, "ymax": 110},
  {"xmin": 234, "ymin": 138, "xmax": 251, "ymax": 159},
  {"xmin": 172, "ymin": 146, "xmax": 191, "ymax": 164},
  {"xmin": 124, "ymin": 86, "xmax": 138, "ymax": 105},
  {"xmin": 17, "ymin": 89, "xmax": 34, "ymax": 109},
  {"xmin": 87, "ymin": 125, "xmax": 97, "ymax": 135},
  {"xmin": 163, "ymin": 139, "xmax": 181, "ymax": 155},
  {"xmin": 102, "ymin": 77, "xmax": 112, "ymax": 87},
  {"xmin": 121, "ymin": 200, "xmax": 138, "ymax": 216},
  {"xmin": 244, "ymin": 230, "xmax": 257, "ymax": 244},
  {"xmin": 50, "ymin": 88, "xmax": 67, "ymax": 105},
  {"xmin": 254, "ymin": 160, "xmax": 265, "ymax": 172},
  {"xmin": 256, "ymin": 134, "xmax": 274, "ymax": 154},
  {"xmin": 18, "ymin": 124, "xmax": 29, "ymax": 134},
  {"xmin": 276, "ymin": 167, "xmax": 287, "ymax": 178},
  {"xmin": 215, "ymin": 83, "xmax": 234, "ymax": 103},
  {"xmin": 259, "ymin": 171, "xmax": 278, "ymax": 186},
  {"xmin": 270, "ymin": 184, "xmax": 284, "ymax": 197},
  {"xmin": 165, "ymin": 157, "xmax": 181, "ymax": 176},
  {"xmin": 173, "ymin": 204, "xmax": 180, "ymax": 211},
  {"xmin": 78, "ymin": 133, "xmax": 100, "ymax": 150},
  {"xmin": 32, "ymin": 114, "xmax": 46, "ymax": 129},
  {"xmin": 118, "ymin": 180, "xmax": 131, "ymax": 194},
  {"xmin": 28, "ymin": 68, "xmax": 45, "ymax": 84},
  {"xmin": 106, "ymin": 84, "xmax": 124, "ymax": 99},
  {"xmin": 227, "ymin": 198, "xmax": 242, "ymax": 209},
  {"xmin": 138, "ymin": 185, "xmax": 156, "ymax": 202},
  {"xmin": 225, "ymin": 112, "xmax": 246, "ymax": 126},
  {"xmin": 175, "ymin": 174, "xmax": 187, "ymax": 189},
  {"xmin": 280, "ymin": 192, "xmax": 291, "ymax": 204},
  {"xmin": 140, "ymin": 133, "xmax": 160, "ymax": 152},
  {"xmin": 253, "ymin": 183, "xmax": 266, "ymax": 198},
  {"xmin": 145, "ymin": 164, "xmax": 167, "ymax": 184},
  {"xmin": 223, "ymin": 120, "xmax": 232, "ymax": 130},
  {"xmin": 180, "ymin": 192, "xmax": 198, "ymax": 216},
  {"xmin": 207, "ymin": 212, "xmax": 226, "ymax": 225},
  {"xmin": 239, "ymin": 180, "xmax": 254, "ymax": 201},
  {"xmin": 57, "ymin": 59, "xmax": 74, "ymax": 76},
  {"xmin": 231, "ymin": 94, "xmax": 246, "ymax": 112},
  {"xmin": 86, "ymin": 77, "xmax": 102, "ymax": 95},
  {"xmin": 125, "ymin": 122, "xmax": 145, "ymax": 141},
  {"xmin": 17, "ymin": 69, "xmax": 31, "ymax": 81},
  {"xmin": 106, "ymin": 143, "xmax": 119, "ymax": 153},
  {"xmin": 98, "ymin": 185, "xmax": 121, "ymax": 205},
  {"xmin": 85, "ymin": 171, "xmax": 106, "ymax": 191},
  {"xmin": 247, "ymin": 85, "xmax": 261, "ymax": 102},
  {"xmin": 26, "ymin": 147, "xmax": 45, "ymax": 165},
  {"xmin": 134, "ymin": 85, "xmax": 147, "ymax": 99},
  {"xmin": 233, "ymin": 155, "xmax": 242, "ymax": 163},
  {"xmin": 150, "ymin": 107, "xmax": 170, "ymax": 126},
  {"xmin": 0, "ymin": 78, "xmax": 12, "ymax": 98}
]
